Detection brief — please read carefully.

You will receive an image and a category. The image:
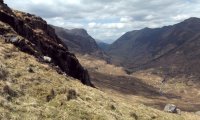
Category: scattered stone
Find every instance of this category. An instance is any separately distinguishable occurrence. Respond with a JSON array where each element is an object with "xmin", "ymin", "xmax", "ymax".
[
  {"xmin": 4, "ymin": 35, "xmax": 20, "ymax": 43},
  {"xmin": 164, "ymin": 104, "xmax": 181, "ymax": 114},
  {"xmin": 186, "ymin": 80, "xmax": 194, "ymax": 86},
  {"xmin": 46, "ymin": 89, "xmax": 55, "ymax": 102},
  {"xmin": 58, "ymin": 44, "xmax": 63, "ymax": 47},
  {"xmin": 63, "ymin": 73, "xmax": 67, "ymax": 76},
  {"xmin": 195, "ymin": 111, "xmax": 200, "ymax": 116},
  {"xmin": 9, "ymin": 36, "xmax": 18, "ymax": 43},
  {"xmin": 67, "ymin": 89, "xmax": 77, "ymax": 100},
  {"xmin": 43, "ymin": 56, "xmax": 51, "ymax": 63}
]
